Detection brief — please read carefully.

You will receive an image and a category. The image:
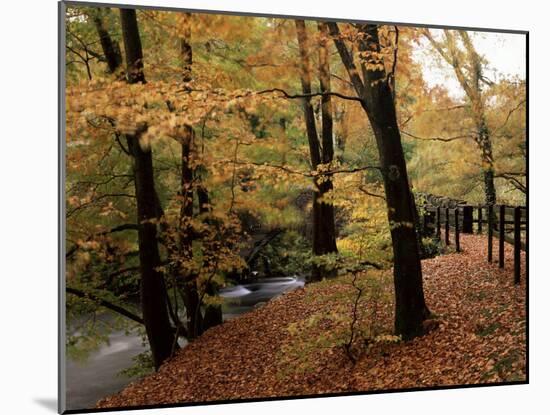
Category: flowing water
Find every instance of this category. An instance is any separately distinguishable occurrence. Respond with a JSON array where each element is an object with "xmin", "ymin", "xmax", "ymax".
[{"xmin": 66, "ymin": 276, "xmax": 305, "ymax": 410}]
